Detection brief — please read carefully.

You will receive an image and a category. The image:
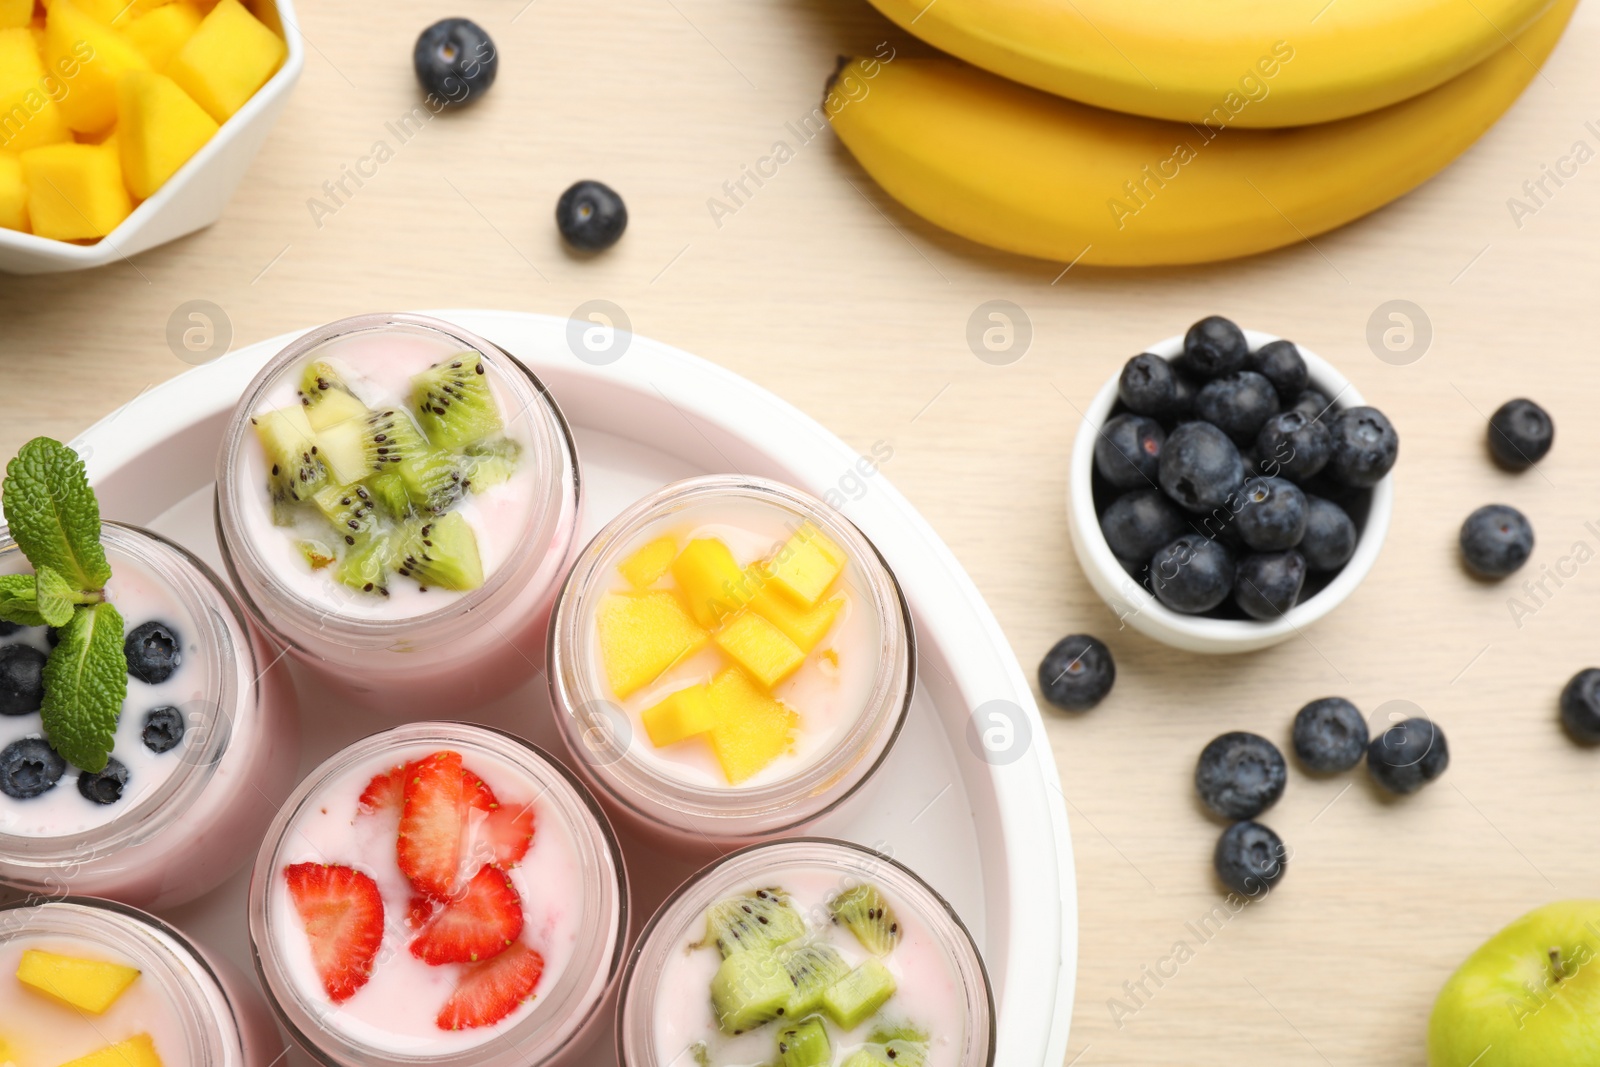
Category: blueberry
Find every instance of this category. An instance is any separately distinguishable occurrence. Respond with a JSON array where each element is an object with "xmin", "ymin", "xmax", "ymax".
[
  {"xmin": 1037, "ymin": 634, "xmax": 1116, "ymax": 711},
  {"xmin": 1118, "ymin": 354, "xmax": 1181, "ymax": 419},
  {"xmin": 556, "ymin": 180, "xmax": 628, "ymax": 253},
  {"xmin": 1292, "ymin": 697, "xmax": 1368, "ymax": 773},
  {"xmin": 77, "ymin": 757, "xmax": 129, "ymax": 805},
  {"xmin": 1487, "ymin": 398, "xmax": 1553, "ymax": 470},
  {"xmin": 1094, "ymin": 413, "xmax": 1165, "ymax": 490},
  {"xmin": 1195, "ymin": 732, "xmax": 1287, "ymax": 819},
  {"xmin": 1247, "ymin": 340, "xmax": 1308, "ymax": 403},
  {"xmin": 142, "ymin": 706, "xmax": 186, "ymax": 754},
  {"xmin": 1291, "ymin": 389, "xmax": 1331, "ymax": 422},
  {"xmin": 1099, "ymin": 489, "xmax": 1190, "ymax": 565},
  {"xmin": 0, "ymin": 644, "xmax": 47, "ymax": 717},
  {"xmin": 413, "ymin": 18, "xmax": 498, "ymax": 106},
  {"xmin": 1182, "ymin": 315, "xmax": 1249, "ymax": 379},
  {"xmin": 46, "ymin": 626, "xmax": 60, "ymax": 647},
  {"xmin": 1299, "ymin": 496, "xmax": 1358, "ymax": 571},
  {"xmin": 1169, "ymin": 372, "xmax": 1197, "ymax": 421},
  {"xmin": 1233, "ymin": 551, "xmax": 1306, "ymax": 620},
  {"xmin": 1327, "ymin": 406, "xmax": 1399, "ymax": 487},
  {"xmin": 1459, "ymin": 504, "xmax": 1533, "ymax": 579},
  {"xmin": 1235, "ymin": 476, "xmax": 1307, "ymax": 552},
  {"xmin": 0, "ymin": 621, "xmax": 20, "ymax": 636},
  {"xmin": 1158, "ymin": 422, "xmax": 1245, "ymax": 513},
  {"xmin": 1254, "ymin": 411, "xmax": 1331, "ymax": 483},
  {"xmin": 1195, "ymin": 371, "xmax": 1280, "ymax": 445},
  {"xmin": 0, "ymin": 738, "xmax": 65, "ymax": 799},
  {"xmin": 1150, "ymin": 535, "xmax": 1235, "ymax": 614},
  {"xmin": 125, "ymin": 621, "xmax": 182, "ymax": 684},
  {"xmin": 1366, "ymin": 718, "xmax": 1448, "ymax": 794},
  {"xmin": 1214, "ymin": 821, "xmax": 1287, "ymax": 896},
  {"xmin": 1559, "ymin": 669, "xmax": 1600, "ymax": 744}
]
